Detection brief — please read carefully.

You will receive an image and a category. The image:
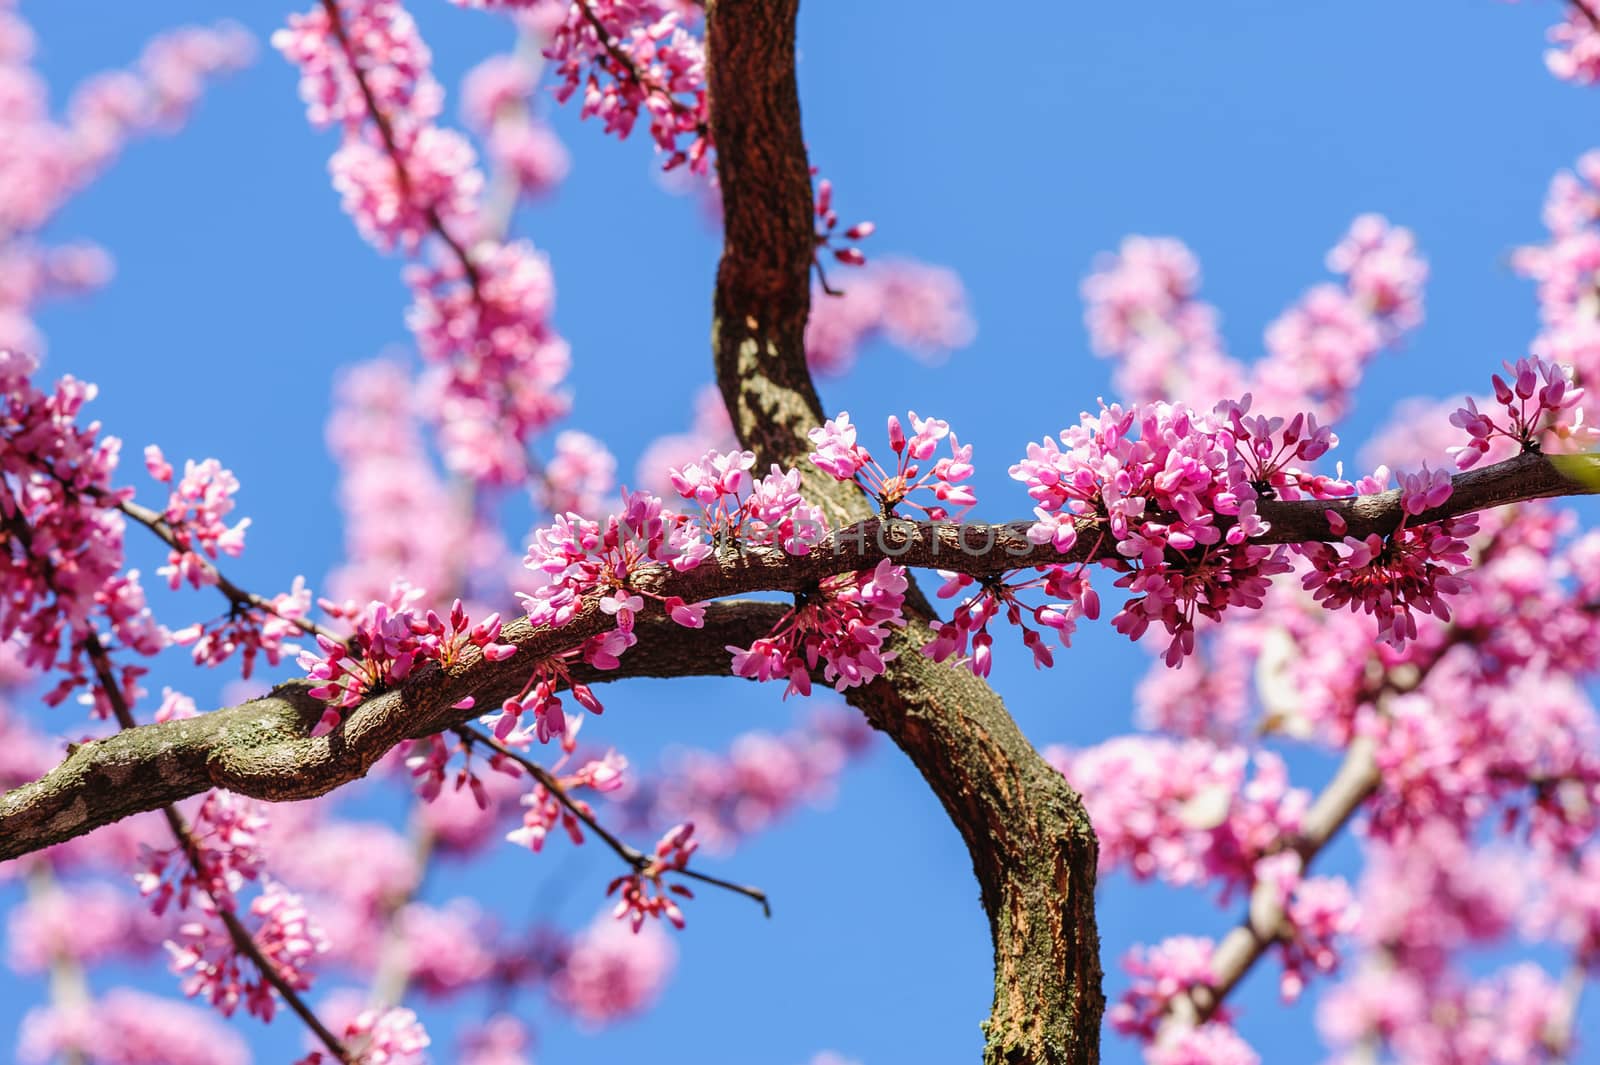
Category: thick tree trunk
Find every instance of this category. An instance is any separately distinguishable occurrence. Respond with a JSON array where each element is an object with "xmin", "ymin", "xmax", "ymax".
[{"xmin": 705, "ymin": 2, "xmax": 1105, "ymax": 1059}]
